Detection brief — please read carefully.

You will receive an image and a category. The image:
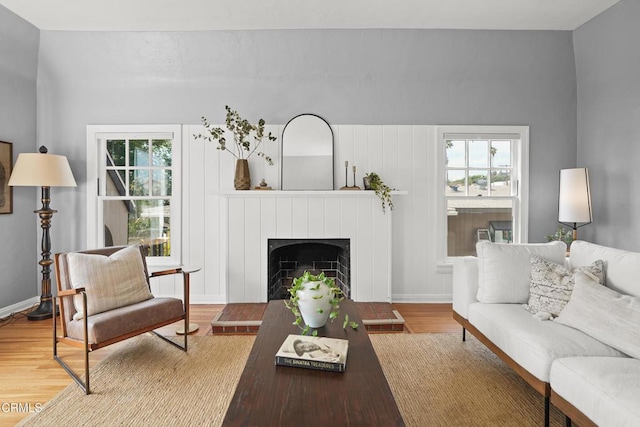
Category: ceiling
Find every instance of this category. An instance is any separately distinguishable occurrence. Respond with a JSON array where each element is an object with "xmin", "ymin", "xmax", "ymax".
[{"xmin": 0, "ymin": 0, "xmax": 620, "ymax": 31}]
